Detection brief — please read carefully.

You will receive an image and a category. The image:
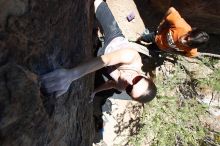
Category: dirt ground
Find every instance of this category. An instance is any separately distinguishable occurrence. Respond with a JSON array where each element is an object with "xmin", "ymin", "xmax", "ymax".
[{"xmin": 106, "ymin": 0, "xmax": 146, "ymax": 41}]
